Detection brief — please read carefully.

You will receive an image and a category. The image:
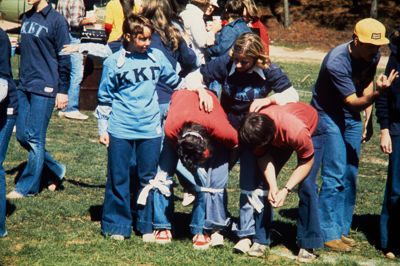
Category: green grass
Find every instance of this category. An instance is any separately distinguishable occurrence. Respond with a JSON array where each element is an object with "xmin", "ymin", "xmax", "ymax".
[{"xmin": 0, "ymin": 61, "xmax": 393, "ymax": 265}]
